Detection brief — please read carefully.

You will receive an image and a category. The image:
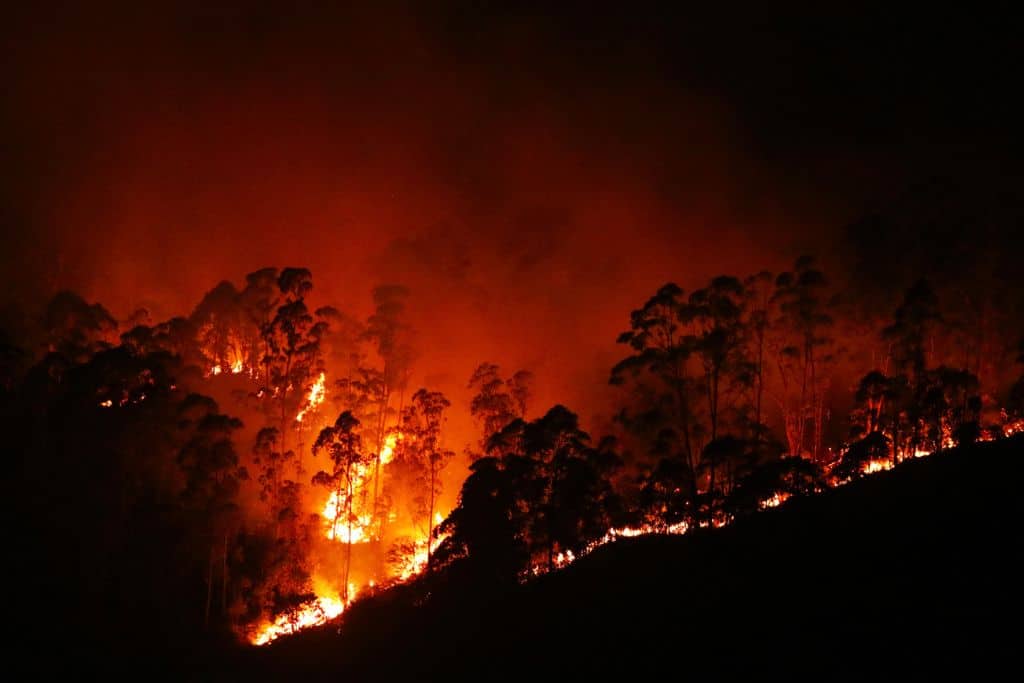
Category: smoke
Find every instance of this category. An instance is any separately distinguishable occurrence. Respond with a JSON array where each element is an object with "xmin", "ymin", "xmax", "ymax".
[{"xmin": 6, "ymin": 4, "xmax": 1013, "ymax": 435}]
